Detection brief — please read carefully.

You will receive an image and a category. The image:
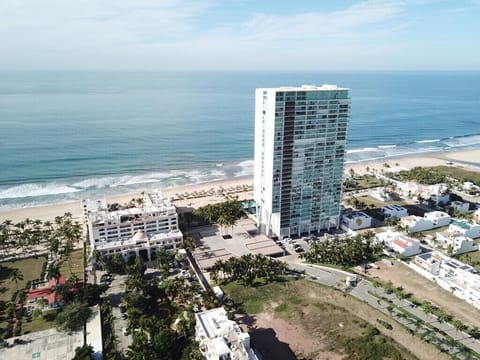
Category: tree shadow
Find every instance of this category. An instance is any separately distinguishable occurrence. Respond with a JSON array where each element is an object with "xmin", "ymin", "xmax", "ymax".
[
  {"xmin": 0, "ymin": 266, "xmax": 14, "ymax": 281},
  {"xmin": 250, "ymin": 327, "xmax": 297, "ymax": 360},
  {"xmin": 236, "ymin": 314, "xmax": 297, "ymax": 360}
]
